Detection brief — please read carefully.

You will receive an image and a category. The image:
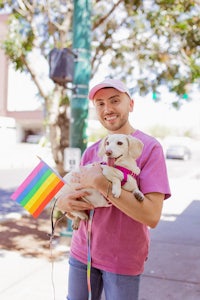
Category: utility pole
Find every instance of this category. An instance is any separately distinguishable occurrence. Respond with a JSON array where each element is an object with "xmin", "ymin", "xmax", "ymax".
[{"xmin": 70, "ymin": 0, "xmax": 91, "ymax": 153}]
